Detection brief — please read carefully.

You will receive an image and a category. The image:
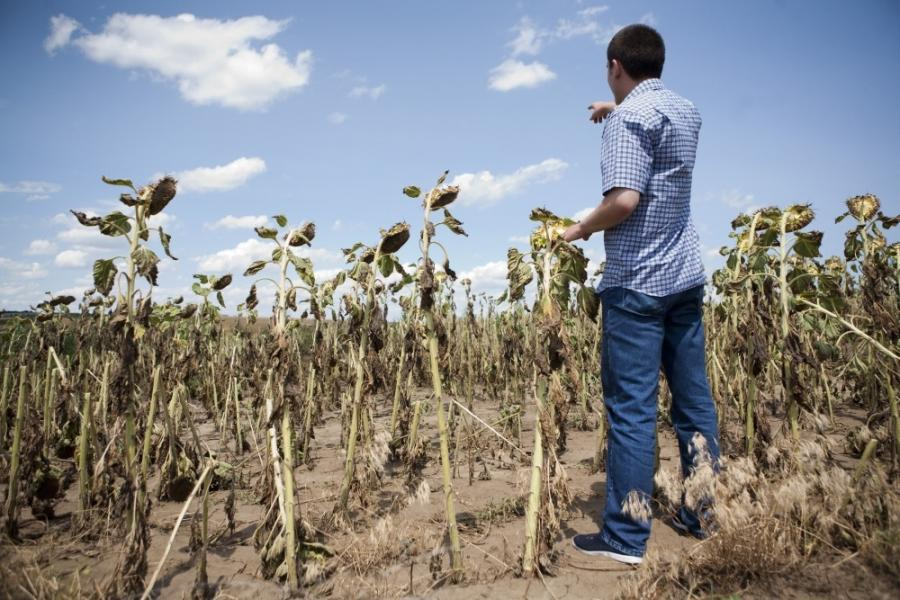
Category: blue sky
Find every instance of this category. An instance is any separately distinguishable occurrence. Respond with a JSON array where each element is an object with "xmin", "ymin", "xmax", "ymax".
[{"xmin": 1, "ymin": 0, "xmax": 898, "ymax": 312}]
